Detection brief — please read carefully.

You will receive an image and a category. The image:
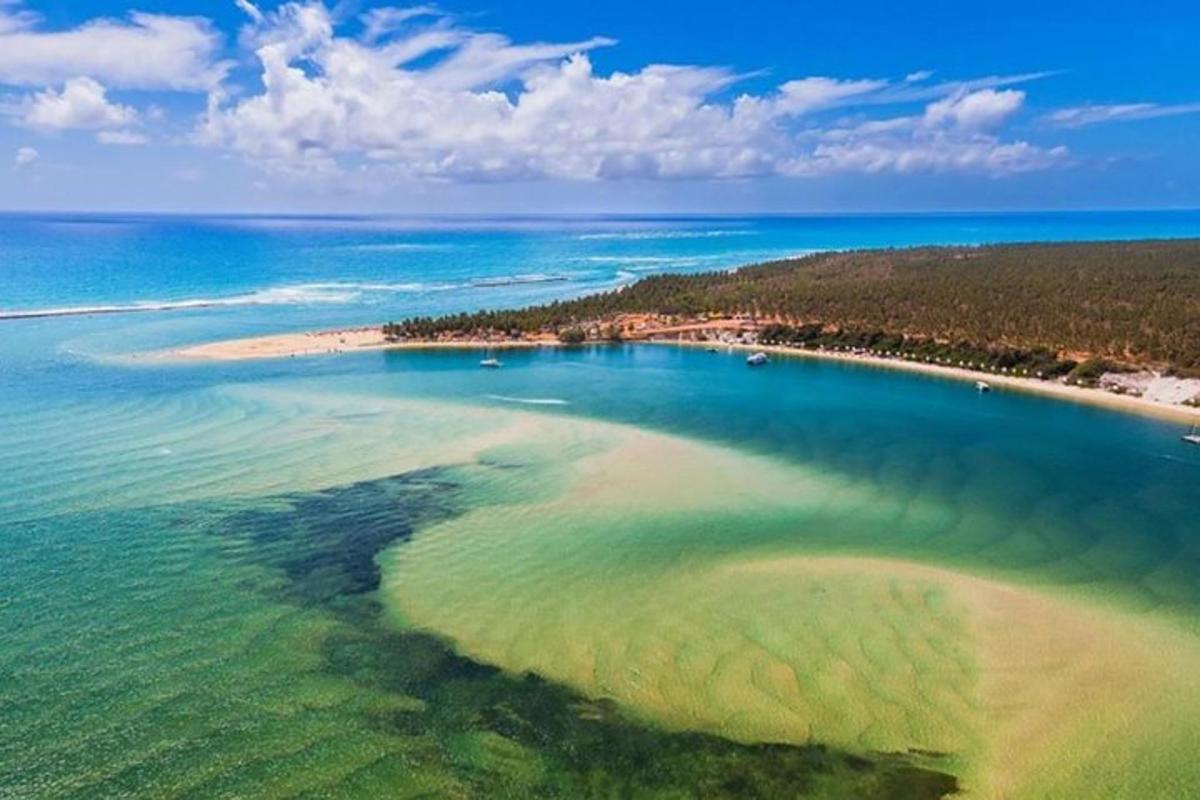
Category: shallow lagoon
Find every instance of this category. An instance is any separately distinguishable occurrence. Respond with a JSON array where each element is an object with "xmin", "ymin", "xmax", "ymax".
[
  {"xmin": 3, "ymin": 341, "xmax": 1199, "ymax": 797},
  {"xmin": 3, "ymin": 213, "xmax": 1200, "ymax": 797}
]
